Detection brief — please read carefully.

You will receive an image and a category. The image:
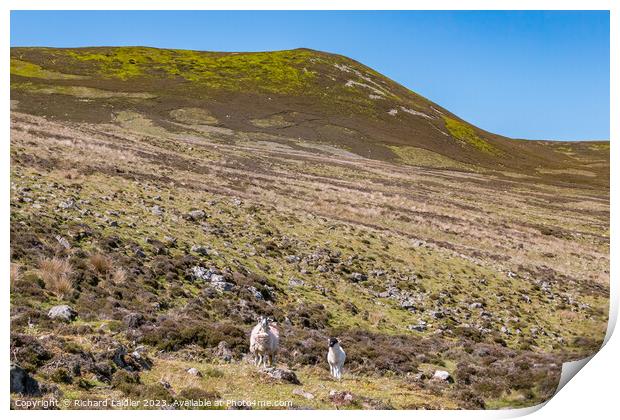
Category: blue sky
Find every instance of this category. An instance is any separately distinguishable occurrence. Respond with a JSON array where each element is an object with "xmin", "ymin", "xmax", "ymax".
[{"xmin": 10, "ymin": 10, "xmax": 609, "ymax": 141}]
